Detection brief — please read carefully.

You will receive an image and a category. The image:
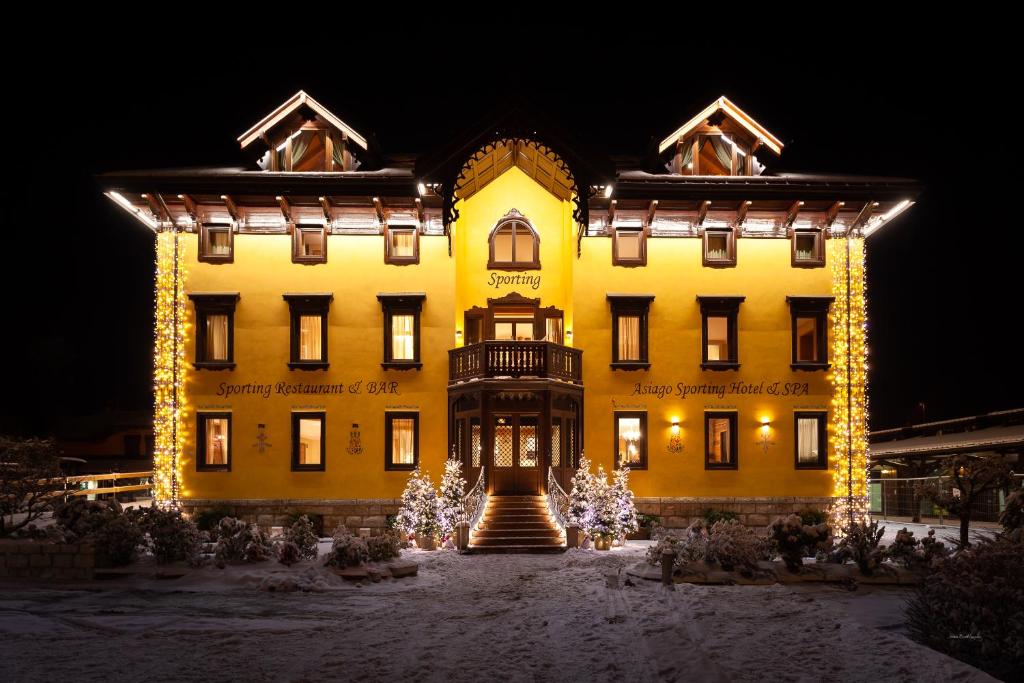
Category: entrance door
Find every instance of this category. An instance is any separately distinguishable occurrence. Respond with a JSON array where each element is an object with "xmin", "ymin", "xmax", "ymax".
[{"xmin": 491, "ymin": 414, "xmax": 542, "ymax": 494}]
